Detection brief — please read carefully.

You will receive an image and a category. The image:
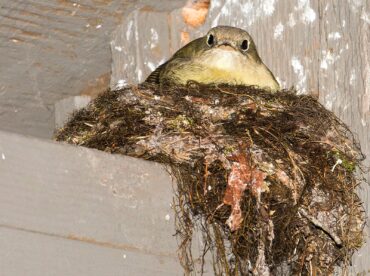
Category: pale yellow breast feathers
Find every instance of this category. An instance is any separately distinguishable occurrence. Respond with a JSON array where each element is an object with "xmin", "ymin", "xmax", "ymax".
[{"xmin": 169, "ymin": 48, "xmax": 280, "ymax": 91}]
